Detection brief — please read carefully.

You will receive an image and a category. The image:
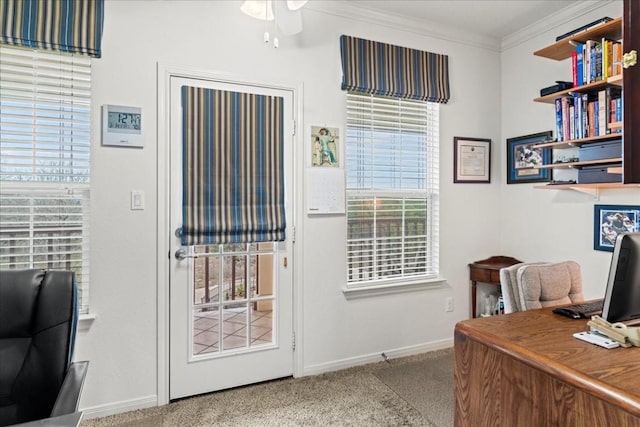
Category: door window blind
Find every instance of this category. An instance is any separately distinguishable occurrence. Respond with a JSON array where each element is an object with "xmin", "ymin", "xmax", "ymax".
[
  {"xmin": 0, "ymin": 46, "xmax": 91, "ymax": 313},
  {"xmin": 181, "ymin": 86, "xmax": 286, "ymax": 246},
  {"xmin": 346, "ymin": 92, "xmax": 439, "ymax": 285}
]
